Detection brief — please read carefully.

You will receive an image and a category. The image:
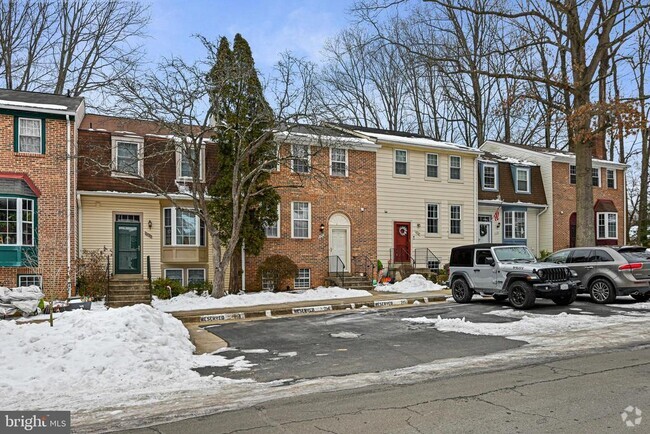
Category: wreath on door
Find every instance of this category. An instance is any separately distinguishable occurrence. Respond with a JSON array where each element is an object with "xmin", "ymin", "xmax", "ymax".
[
  {"xmin": 480, "ymin": 225, "xmax": 488, "ymax": 237},
  {"xmin": 398, "ymin": 226, "xmax": 408, "ymax": 236}
]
